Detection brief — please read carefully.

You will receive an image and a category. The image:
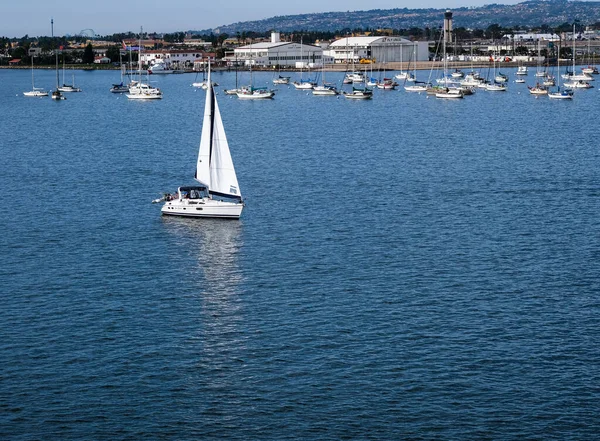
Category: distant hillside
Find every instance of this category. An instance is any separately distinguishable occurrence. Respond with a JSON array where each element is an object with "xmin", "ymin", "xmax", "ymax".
[{"xmin": 207, "ymin": 0, "xmax": 600, "ymax": 34}]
